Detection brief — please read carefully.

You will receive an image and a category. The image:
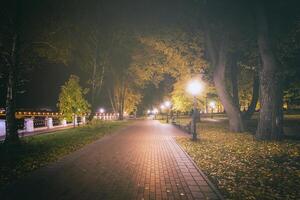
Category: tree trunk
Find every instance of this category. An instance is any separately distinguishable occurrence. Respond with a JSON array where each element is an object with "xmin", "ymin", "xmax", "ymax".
[
  {"xmin": 88, "ymin": 46, "xmax": 98, "ymax": 121},
  {"xmin": 5, "ymin": 36, "xmax": 20, "ymax": 143},
  {"xmin": 118, "ymin": 82, "xmax": 126, "ymax": 120},
  {"xmin": 205, "ymin": 96, "xmax": 208, "ymax": 113},
  {"xmin": 5, "ymin": 51, "xmax": 18, "ymax": 144},
  {"xmin": 201, "ymin": 13, "xmax": 244, "ymax": 132},
  {"xmin": 255, "ymin": 2, "xmax": 284, "ymax": 140},
  {"xmin": 230, "ymin": 55, "xmax": 240, "ymax": 109},
  {"xmin": 213, "ymin": 43, "xmax": 244, "ymax": 132},
  {"xmin": 243, "ymin": 73, "xmax": 259, "ymax": 120},
  {"xmin": 4, "ymin": 2, "xmax": 21, "ymax": 144},
  {"xmin": 88, "ymin": 83, "xmax": 96, "ymax": 121}
]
